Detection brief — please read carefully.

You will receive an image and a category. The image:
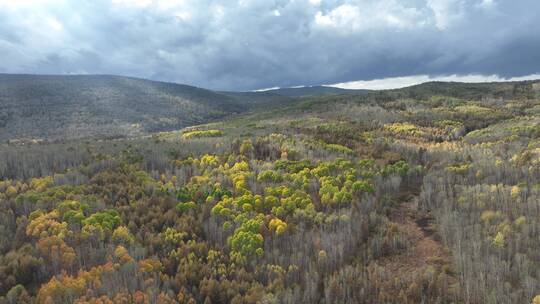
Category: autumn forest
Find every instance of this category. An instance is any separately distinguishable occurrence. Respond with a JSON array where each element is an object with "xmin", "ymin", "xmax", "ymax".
[{"xmin": 1, "ymin": 80, "xmax": 540, "ymax": 304}]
